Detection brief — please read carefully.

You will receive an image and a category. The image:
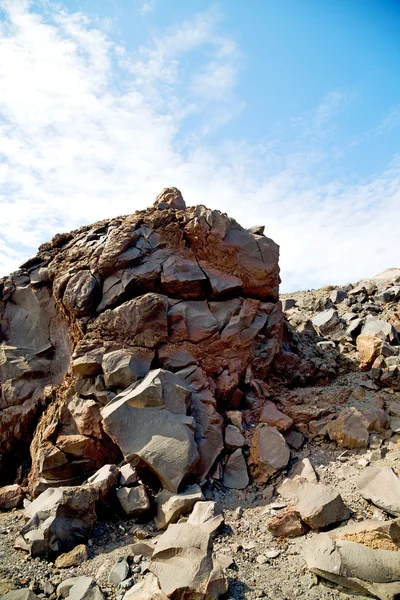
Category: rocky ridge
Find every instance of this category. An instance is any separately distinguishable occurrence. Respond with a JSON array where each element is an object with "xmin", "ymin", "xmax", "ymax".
[{"xmin": 0, "ymin": 189, "xmax": 400, "ymax": 600}]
